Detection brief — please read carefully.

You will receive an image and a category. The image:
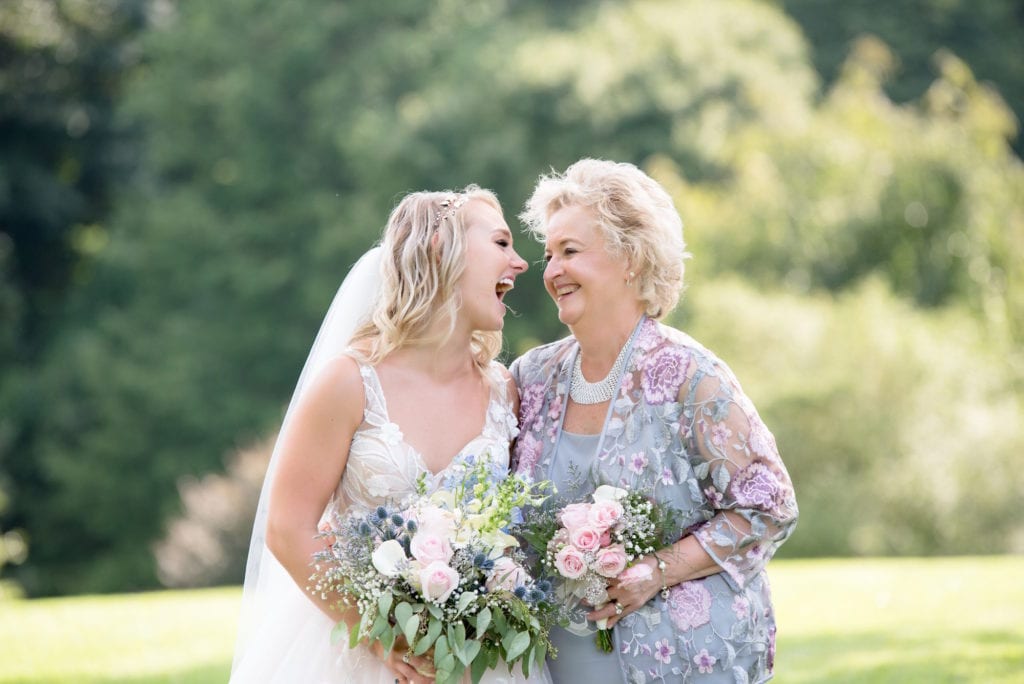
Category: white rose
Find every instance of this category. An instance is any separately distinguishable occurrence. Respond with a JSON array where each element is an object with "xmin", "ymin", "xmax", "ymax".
[
  {"xmin": 592, "ymin": 485, "xmax": 629, "ymax": 503},
  {"xmin": 371, "ymin": 539, "xmax": 407, "ymax": 577}
]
